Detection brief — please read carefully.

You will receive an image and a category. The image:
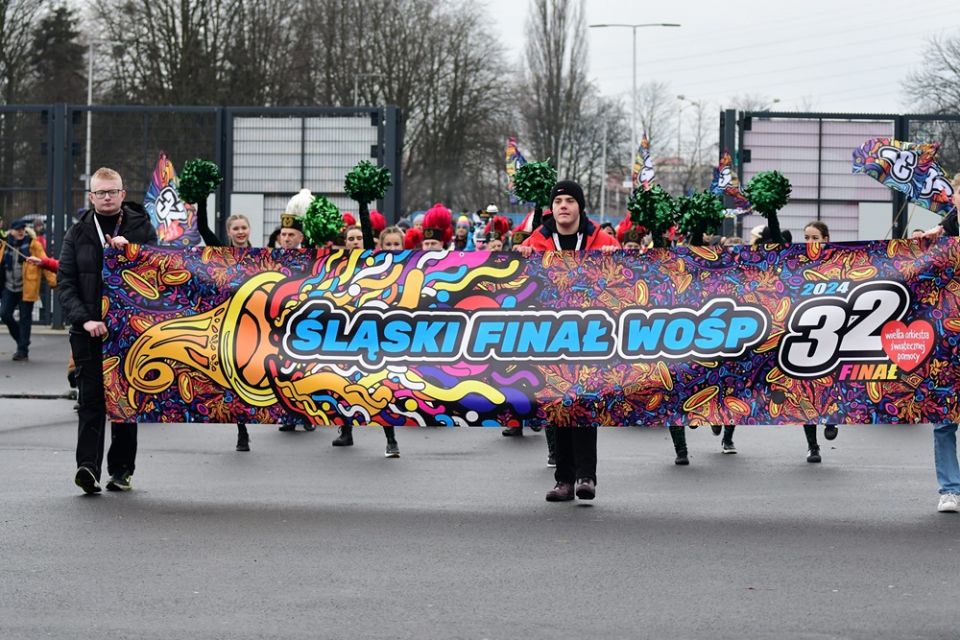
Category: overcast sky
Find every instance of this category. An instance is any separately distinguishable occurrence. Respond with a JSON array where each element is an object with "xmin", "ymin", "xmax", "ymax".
[{"xmin": 484, "ymin": 0, "xmax": 960, "ymax": 114}]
